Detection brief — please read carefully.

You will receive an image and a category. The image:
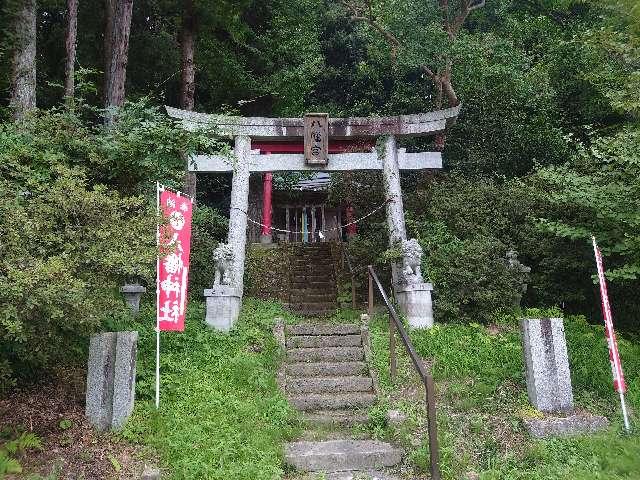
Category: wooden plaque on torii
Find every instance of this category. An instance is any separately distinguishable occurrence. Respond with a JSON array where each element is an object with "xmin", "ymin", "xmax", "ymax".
[{"xmin": 304, "ymin": 113, "xmax": 329, "ymax": 166}]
